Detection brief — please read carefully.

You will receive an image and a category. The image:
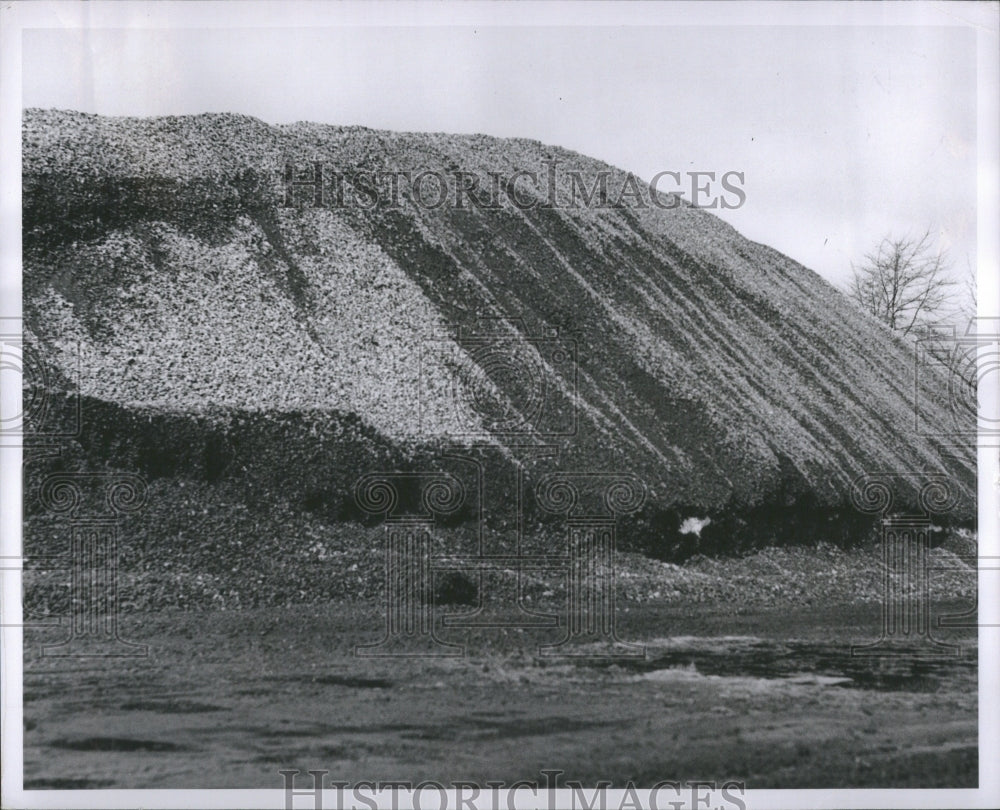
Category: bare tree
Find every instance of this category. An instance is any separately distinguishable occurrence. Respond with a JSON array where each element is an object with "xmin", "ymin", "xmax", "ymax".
[
  {"xmin": 848, "ymin": 231, "xmax": 955, "ymax": 337},
  {"xmin": 958, "ymin": 256, "xmax": 977, "ymax": 329}
]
